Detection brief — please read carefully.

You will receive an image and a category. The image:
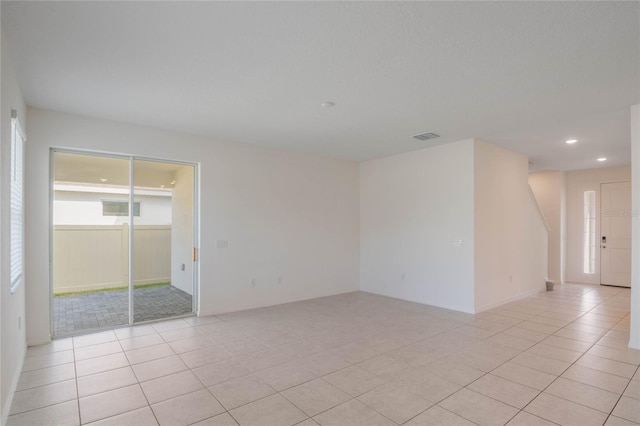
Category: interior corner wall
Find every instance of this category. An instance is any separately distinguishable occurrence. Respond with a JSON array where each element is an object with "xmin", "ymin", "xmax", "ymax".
[
  {"xmin": 630, "ymin": 104, "xmax": 640, "ymax": 349},
  {"xmin": 171, "ymin": 165, "xmax": 194, "ymax": 295},
  {"xmin": 359, "ymin": 140, "xmax": 476, "ymax": 313},
  {"xmin": 1, "ymin": 30, "xmax": 27, "ymax": 423},
  {"xmin": 565, "ymin": 165, "xmax": 631, "ymax": 285},
  {"xmin": 528, "ymin": 171, "xmax": 566, "ymax": 284},
  {"xmin": 25, "ymin": 108, "xmax": 360, "ymax": 346},
  {"xmin": 474, "ymin": 140, "xmax": 547, "ymax": 312}
]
